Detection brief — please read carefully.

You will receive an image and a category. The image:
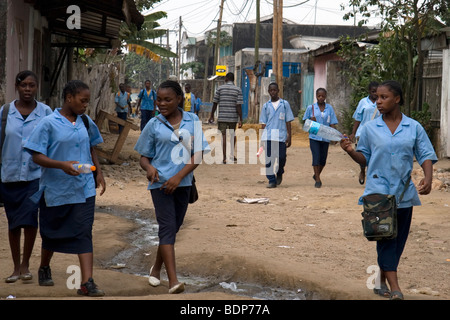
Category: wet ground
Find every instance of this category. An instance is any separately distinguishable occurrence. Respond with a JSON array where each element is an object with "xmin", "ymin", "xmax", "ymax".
[{"xmin": 95, "ymin": 206, "xmax": 321, "ymax": 300}]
